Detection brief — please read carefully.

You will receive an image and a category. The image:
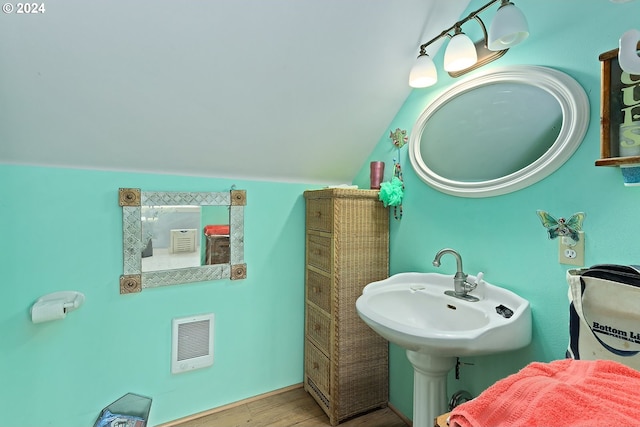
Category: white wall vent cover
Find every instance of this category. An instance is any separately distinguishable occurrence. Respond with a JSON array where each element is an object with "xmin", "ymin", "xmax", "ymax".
[
  {"xmin": 171, "ymin": 313, "xmax": 214, "ymax": 374},
  {"xmin": 170, "ymin": 229, "xmax": 197, "ymax": 253}
]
